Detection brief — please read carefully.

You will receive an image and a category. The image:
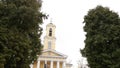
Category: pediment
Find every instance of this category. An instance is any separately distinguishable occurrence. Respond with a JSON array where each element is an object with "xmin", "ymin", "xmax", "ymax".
[{"xmin": 40, "ymin": 49, "xmax": 67, "ymax": 58}]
